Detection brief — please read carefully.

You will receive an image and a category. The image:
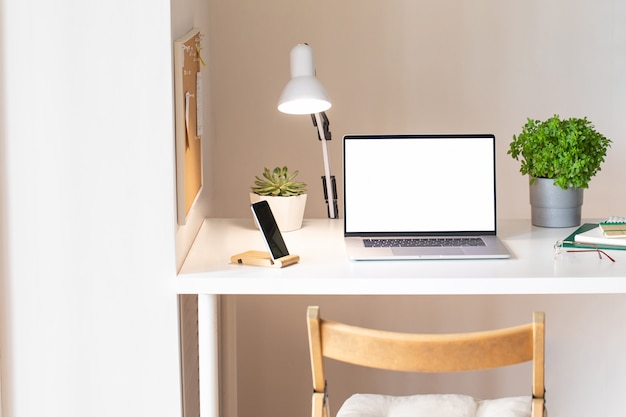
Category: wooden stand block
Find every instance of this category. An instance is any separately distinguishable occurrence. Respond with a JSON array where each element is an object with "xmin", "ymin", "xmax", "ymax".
[{"xmin": 230, "ymin": 250, "xmax": 300, "ymax": 268}]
